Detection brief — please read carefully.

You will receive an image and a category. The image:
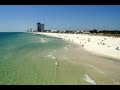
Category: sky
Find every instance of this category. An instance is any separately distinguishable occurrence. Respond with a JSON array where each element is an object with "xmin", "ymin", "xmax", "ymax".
[{"xmin": 0, "ymin": 5, "xmax": 120, "ymax": 32}]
